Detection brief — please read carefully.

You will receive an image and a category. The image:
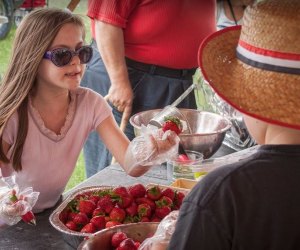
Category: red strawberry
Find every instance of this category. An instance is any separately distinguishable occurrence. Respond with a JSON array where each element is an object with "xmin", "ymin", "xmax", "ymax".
[
  {"xmin": 128, "ymin": 184, "xmax": 146, "ymax": 198},
  {"xmin": 78, "ymin": 199, "xmax": 96, "ymax": 215},
  {"xmin": 80, "ymin": 222, "xmax": 97, "ymax": 233},
  {"xmin": 137, "ymin": 203, "xmax": 152, "ymax": 218},
  {"xmin": 178, "ymin": 154, "xmax": 190, "ymax": 162},
  {"xmin": 89, "ymin": 195, "xmax": 100, "ymax": 205},
  {"xmin": 162, "ymin": 116, "xmax": 182, "ymax": 135},
  {"xmin": 146, "ymin": 186, "xmax": 162, "ymax": 201},
  {"xmin": 134, "ymin": 241, "xmax": 141, "ymax": 249},
  {"xmin": 67, "ymin": 211, "xmax": 77, "ymax": 221},
  {"xmin": 110, "ymin": 207, "xmax": 126, "ymax": 222},
  {"xmin": 125, "ymin": 202, "xmax": 138, "ymax": 217},
  {"xmin": 90, "ymin": 215, "xmax": 106, "ymax": 230},
  {"xmin": 106, "ymin": 221, "xmax": 121, "ymax": 228},
  {"xmin": 65, "ymin": 220, "xmax": 77, "ymax": 231},
  {"xmin": 161, "ymin": 188, "xmax": 175, "ymax": 201},
  {"xmin": 174, "ymin": 191, "xmax": 185, "ymax": 208},
  {"xmin": 111, "ymin": 232, "xmax": 128, "ymax": 248},
  {"xmin": 21, "ymin": 211, "xmax": 36, "ymax": 225},
  {"xmin": 156, "ymin": 196, "xmax": 173, "ymax": 208},
  {"xmin": 97, "ymin": 195, "xmax": 114, "ymax": 214},
  {"xmin": 59, "ymin": 210, "xmax": 70, "ymax": 224},
  {"xmin": 140, "ymin": 216, "xmax": 150, "ymax": 222},
  {"xmin": 73, "ymin": 212, "xmax": 89, "ymax": 226},
  {"xmin": 117, "ymin": 238, "xmax": 137, "ymax": 250},
  {"xmin": 113, "ymin": 186, "xmax": 130, "ymax": 197},
  {"xmin": 117, "ymin": 195, "xmax": 133, "ymax": 209},
  {"xmin": 135, "ymin": 197, "xmax": 156, "ymax": 211},
  {"xmin": 151, "ymin": 216, "xmax": 161, "ymax": 222},
  {"xmin": 92, "ymin": 207, "xmax": 105, "ymax": 217},
  {"xmin": 155, "ymin": 206, "xmax": 171, "ymax": 219}
]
